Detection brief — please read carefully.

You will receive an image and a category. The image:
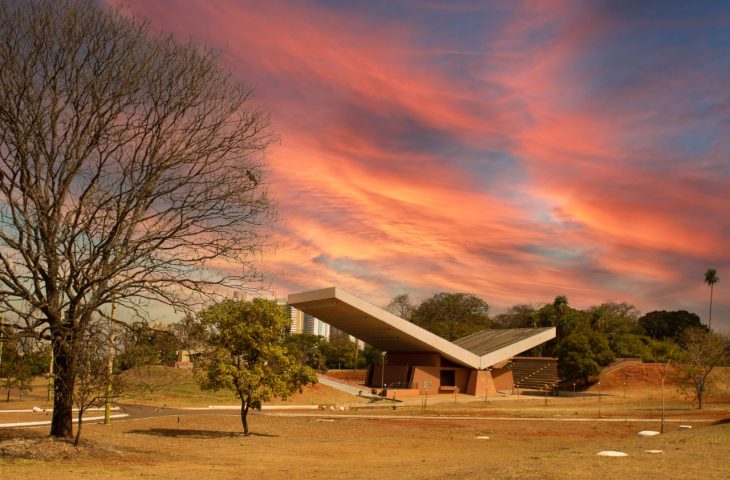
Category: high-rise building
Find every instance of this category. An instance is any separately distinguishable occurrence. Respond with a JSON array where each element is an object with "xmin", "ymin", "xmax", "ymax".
[
  {"xmin": 285, "ymin": 304, "xmax": 330, "ymax": 339},
  {"xmin": 287, "ymin": 304, "xmax": 305, "ymax": 334}
]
